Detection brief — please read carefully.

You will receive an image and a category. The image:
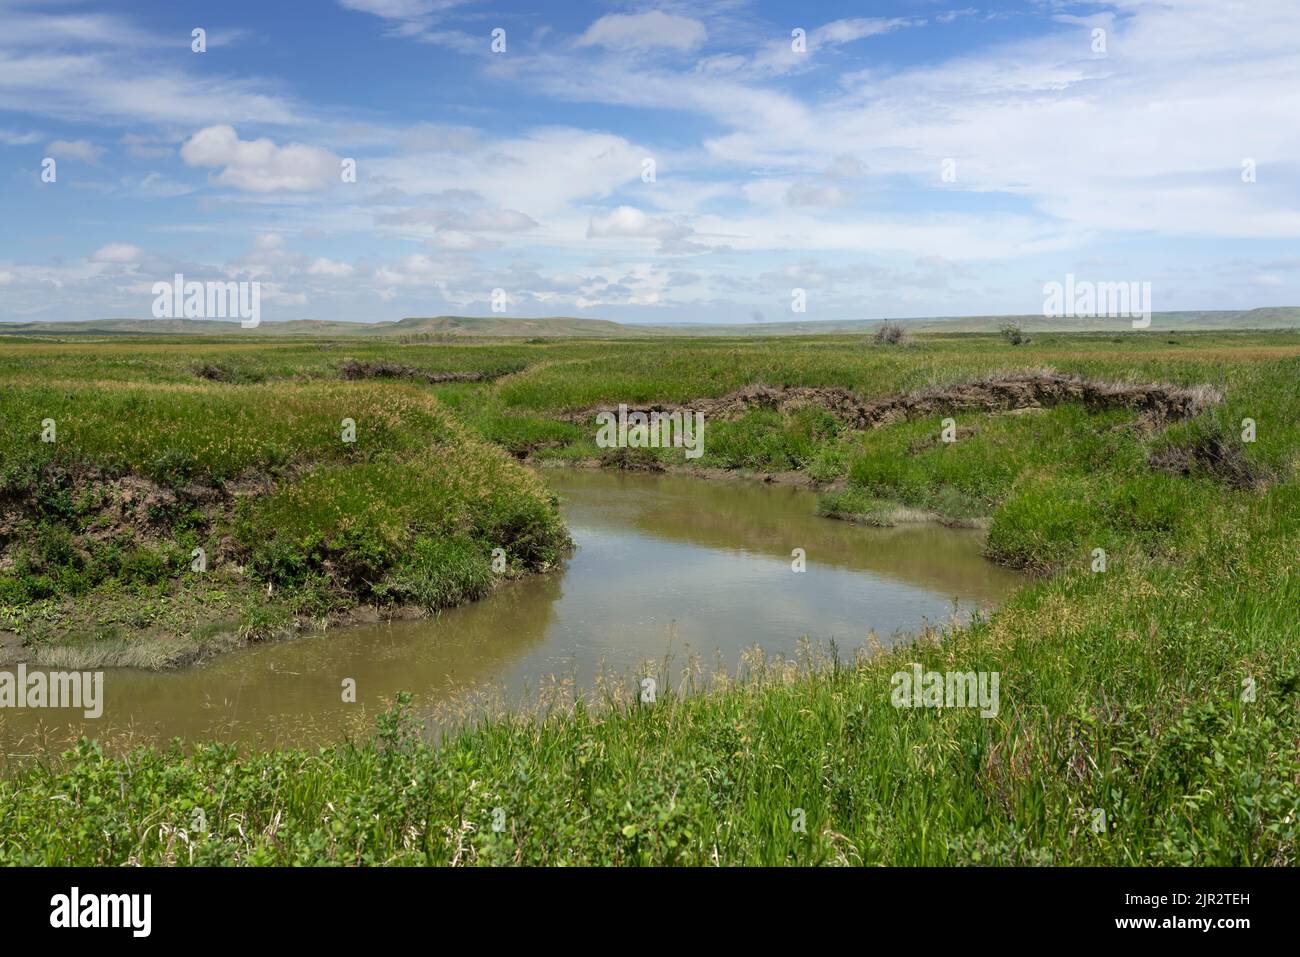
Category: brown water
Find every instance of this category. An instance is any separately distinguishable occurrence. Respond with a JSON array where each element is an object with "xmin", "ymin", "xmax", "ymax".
[{"xmin": 0, "ymin": 469, "xmax": 1023, "ymax": 758}]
